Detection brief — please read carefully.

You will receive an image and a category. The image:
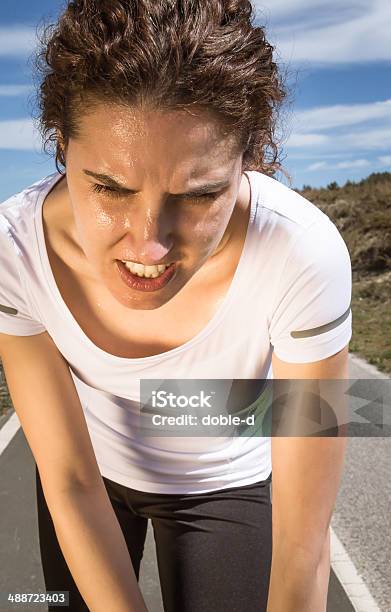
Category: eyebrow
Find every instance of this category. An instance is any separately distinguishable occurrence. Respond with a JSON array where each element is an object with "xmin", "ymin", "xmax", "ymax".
[{"xmin": 82, "ymin": 169, "xmax": 231, "ymax": 197}]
